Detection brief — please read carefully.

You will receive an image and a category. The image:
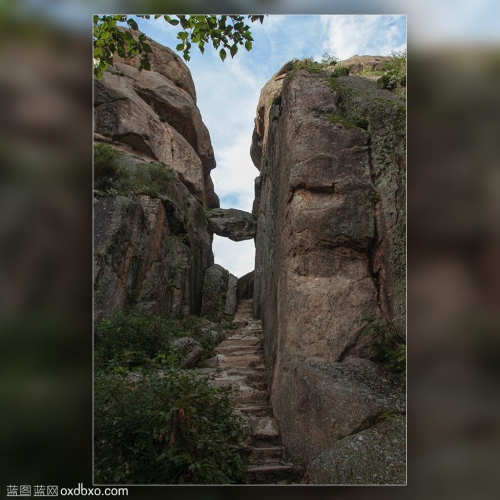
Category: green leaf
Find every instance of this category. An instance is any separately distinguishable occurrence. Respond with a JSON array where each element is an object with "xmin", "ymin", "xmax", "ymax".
[
  {"xmin": 176, "ymin": 43, "xmax": 185, "ymax": 51},
  {"xmin": 127, "ymin": 18, "xmax": 138, "ymax": 31},
  {"xmin": 94, "ymin": 47, "xmax": 102, "ymax": 57},
  {"xmin": 245, "ymin": 40, "xmax": 252, "ymax": 51},
  {"xmin": 230, "ymin": 44, "xmax": 238, "ymax": 58},
  {"xmin": 178, "ymin": 31, "xmax": 189, "ymax": 41},
  {"xmin": 219, "ymin": 48, "xmax": 227, "ymax": 61},
  {"xmin": 142, "ymin": 43, "xmax": 152, "ymax": 53},
  {"xmin": 166, "ymin": 17, "xmax": 179, "ymax": 26}
]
